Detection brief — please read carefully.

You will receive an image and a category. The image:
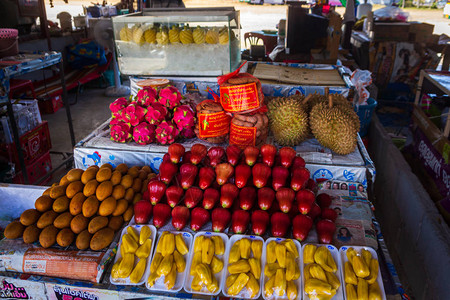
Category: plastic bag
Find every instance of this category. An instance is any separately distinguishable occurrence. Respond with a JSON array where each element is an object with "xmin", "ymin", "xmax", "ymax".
[
  {"xmin": 373, "ymin": 6, "xmax": 409, "ymax": 22},
  {"xmin": 350, "ymin": 70, "xmax": 372, "ymax": 105}
]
